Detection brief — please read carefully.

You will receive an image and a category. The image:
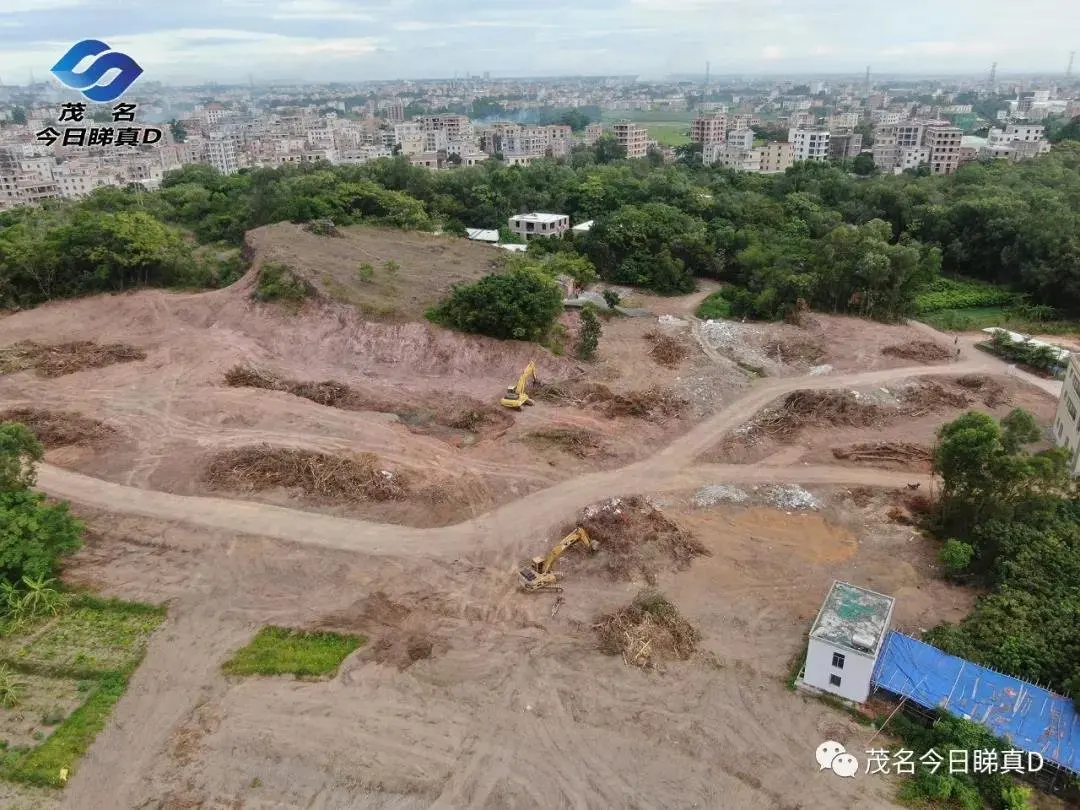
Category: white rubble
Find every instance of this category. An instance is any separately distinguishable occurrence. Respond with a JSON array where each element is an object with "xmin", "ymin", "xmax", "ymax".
[{"xmin": 693, "ymin": 485, "xmax": 750, "ymax": 508}]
